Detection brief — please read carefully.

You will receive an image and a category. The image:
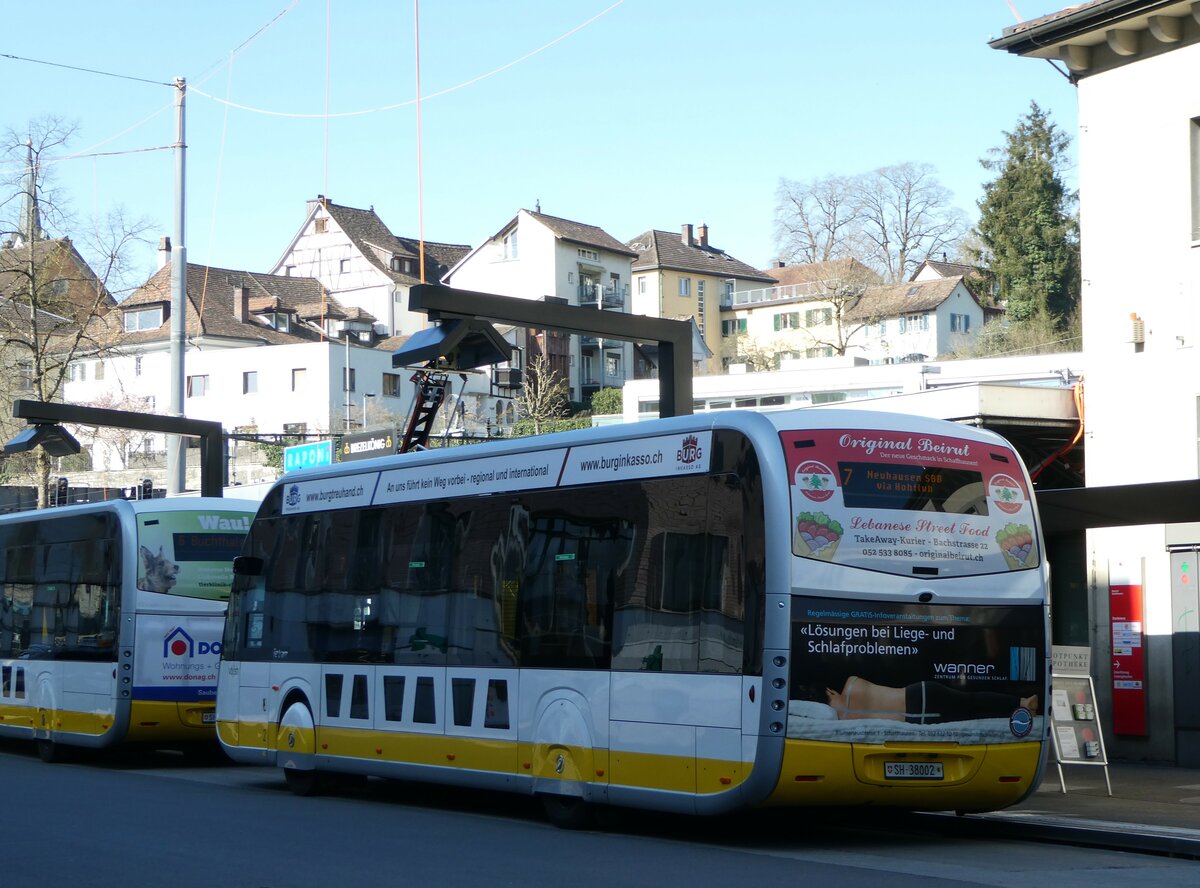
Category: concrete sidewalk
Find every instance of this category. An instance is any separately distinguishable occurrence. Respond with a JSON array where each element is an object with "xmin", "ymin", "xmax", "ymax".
[{"xmin": 967, "ymin": 762, "xmax": 1200, "ymax": 857}]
